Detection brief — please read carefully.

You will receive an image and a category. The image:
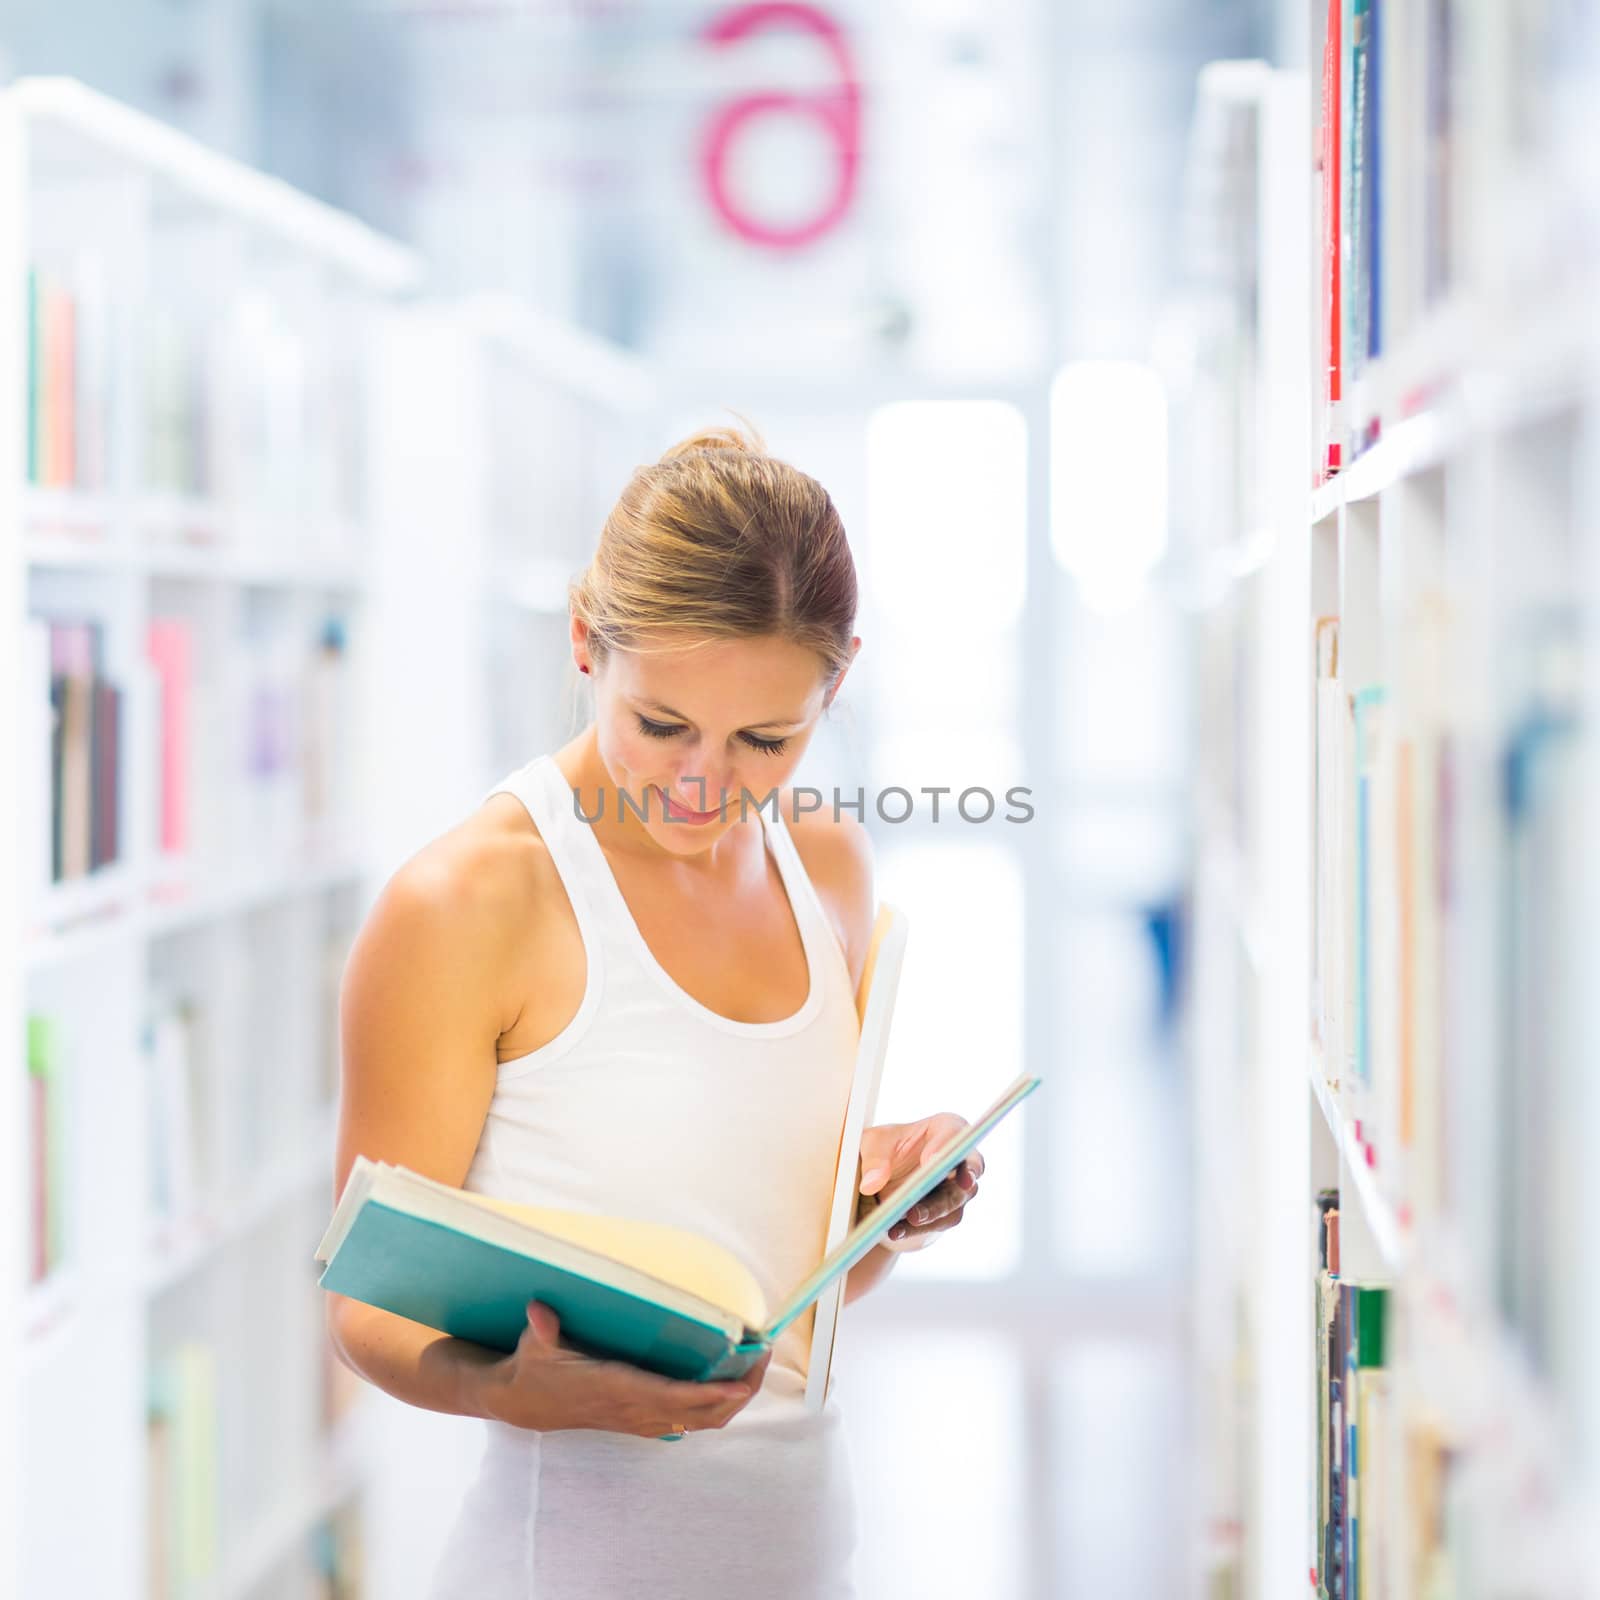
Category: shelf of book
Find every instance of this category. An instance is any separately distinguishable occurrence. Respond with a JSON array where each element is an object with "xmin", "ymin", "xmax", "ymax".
[
  {"xmin": 1, "ymin": 76, "xmax": 421, "ymax": 1600},
  {"xmin": 1179, "ymin": 4, "xmax": 1600, "ymax": 1595},
  {"xmin": 24, "ymin": 855, "xmax": 365, "ymax": 974},
  {"xmin": 448, "ymin": 293, "xmax": 661, "ymax": 789}
]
